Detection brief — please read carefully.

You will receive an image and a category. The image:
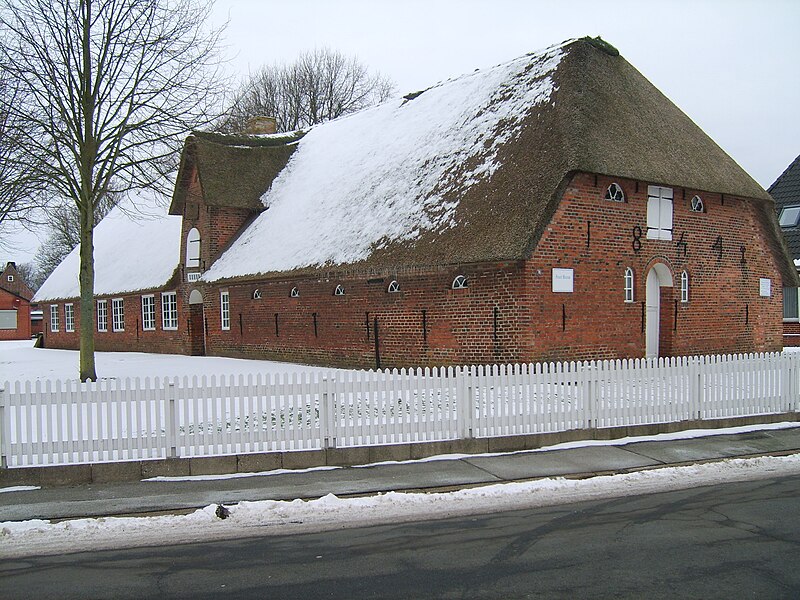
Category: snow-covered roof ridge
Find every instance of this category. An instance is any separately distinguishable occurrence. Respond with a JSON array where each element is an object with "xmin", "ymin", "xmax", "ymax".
[
  {"xmin": 34, "ymin": 191, "xmax": 182, "ymax": 302},
  {"xmin": 203, "ymin": 40, "xmax": 567, "ymax": 282}
]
